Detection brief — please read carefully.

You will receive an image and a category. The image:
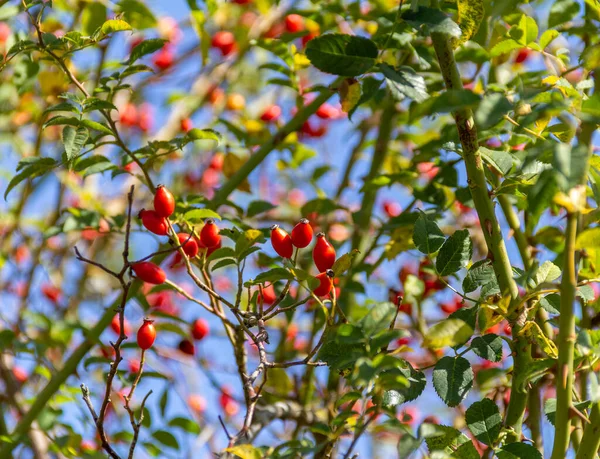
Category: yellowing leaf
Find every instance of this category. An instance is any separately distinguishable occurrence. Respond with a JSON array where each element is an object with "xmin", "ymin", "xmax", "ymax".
[
  {"xmin": 424, "ymin": 318, "xmax": 474, "ymax": 350},
  {"xmin": 576, "ymin": 228, "xmax": 600, "ymax": 250},
  {"xmin": 101, "ymin": 19, "xmax": 132, "ymax": 35},
  {"xmin": 225, "ymin": 445, "xmax": 263, "ymax": 459},
  {"xmin": 519, "ymin": 321, "xmax": 558, "ymax": 358},
  {"xmin": 339, "ymin": 78, "xmax": 361, "ymax": 113},
  {"xmin": 222, "ymin": 153, "xmax": 251, "ymax": 193},
  {"xmin": 453, "ymin": 0, "xmax": 484, "ymax": 48}
]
